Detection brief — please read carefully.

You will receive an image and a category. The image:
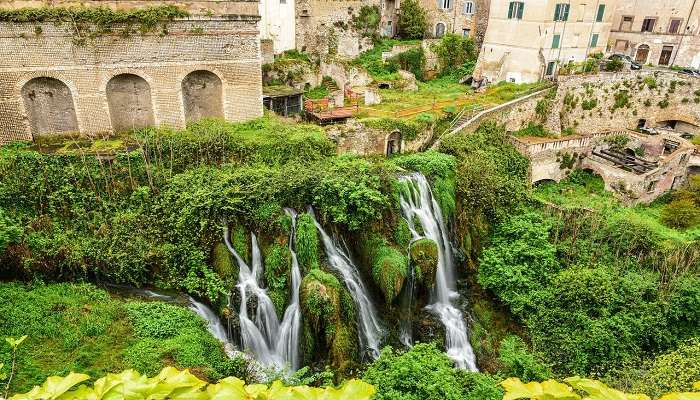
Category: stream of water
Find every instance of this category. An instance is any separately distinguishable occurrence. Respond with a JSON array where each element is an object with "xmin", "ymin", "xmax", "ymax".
[
  {"xmin": 399, "ymin": 173, "xmax": 478, "ymax": 371},
  {"xmin": 309, "ymin": 208, "xmax": 384, "ymax": 360}
]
